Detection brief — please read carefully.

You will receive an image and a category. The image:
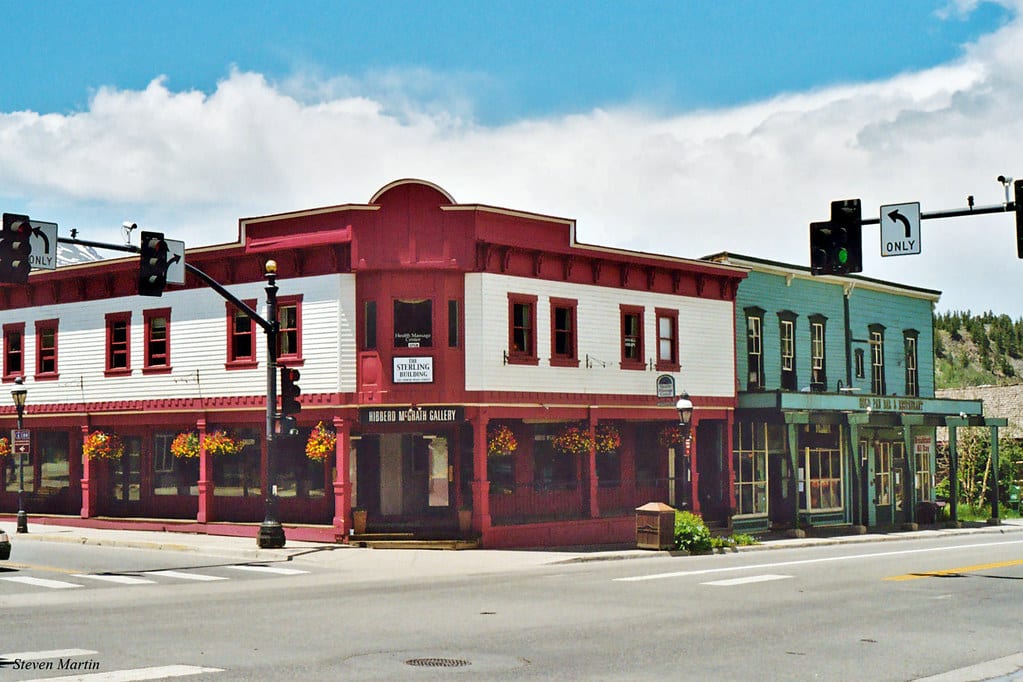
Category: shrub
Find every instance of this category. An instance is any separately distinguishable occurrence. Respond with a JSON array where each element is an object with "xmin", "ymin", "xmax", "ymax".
[{"xmin": 674, "ymin": 511, "xmax": 713, "ymax": 554}]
